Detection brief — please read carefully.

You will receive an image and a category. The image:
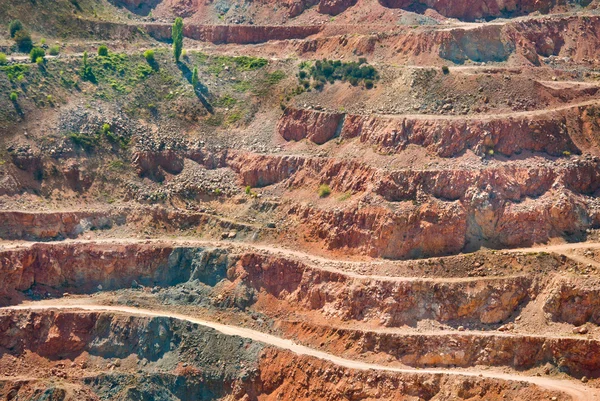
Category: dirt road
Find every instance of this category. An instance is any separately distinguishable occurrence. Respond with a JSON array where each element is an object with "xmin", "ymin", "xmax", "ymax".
[{"xmin": 2, "ymin": 303, "xmax": 597, "ymax": 401}]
